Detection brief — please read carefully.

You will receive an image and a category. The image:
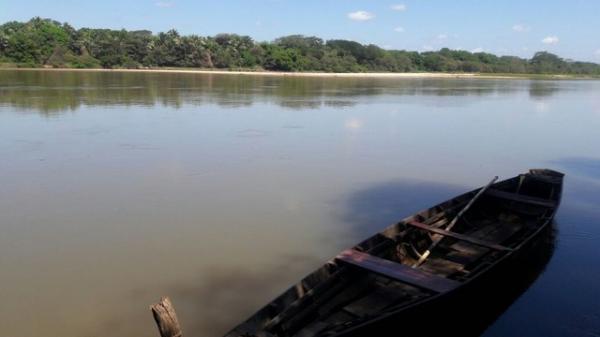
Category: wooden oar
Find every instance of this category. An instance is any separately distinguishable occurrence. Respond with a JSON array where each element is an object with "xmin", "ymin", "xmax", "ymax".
[{"xmin": 413, "ymin": 176, "xmax": 499, "ymax": 268}]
